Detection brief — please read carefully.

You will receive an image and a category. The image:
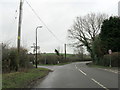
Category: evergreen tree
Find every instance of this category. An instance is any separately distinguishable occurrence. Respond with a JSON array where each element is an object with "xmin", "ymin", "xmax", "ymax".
[{"xmin": 100, "ymin": 16, "xmax": 120, "ymax": 53}]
